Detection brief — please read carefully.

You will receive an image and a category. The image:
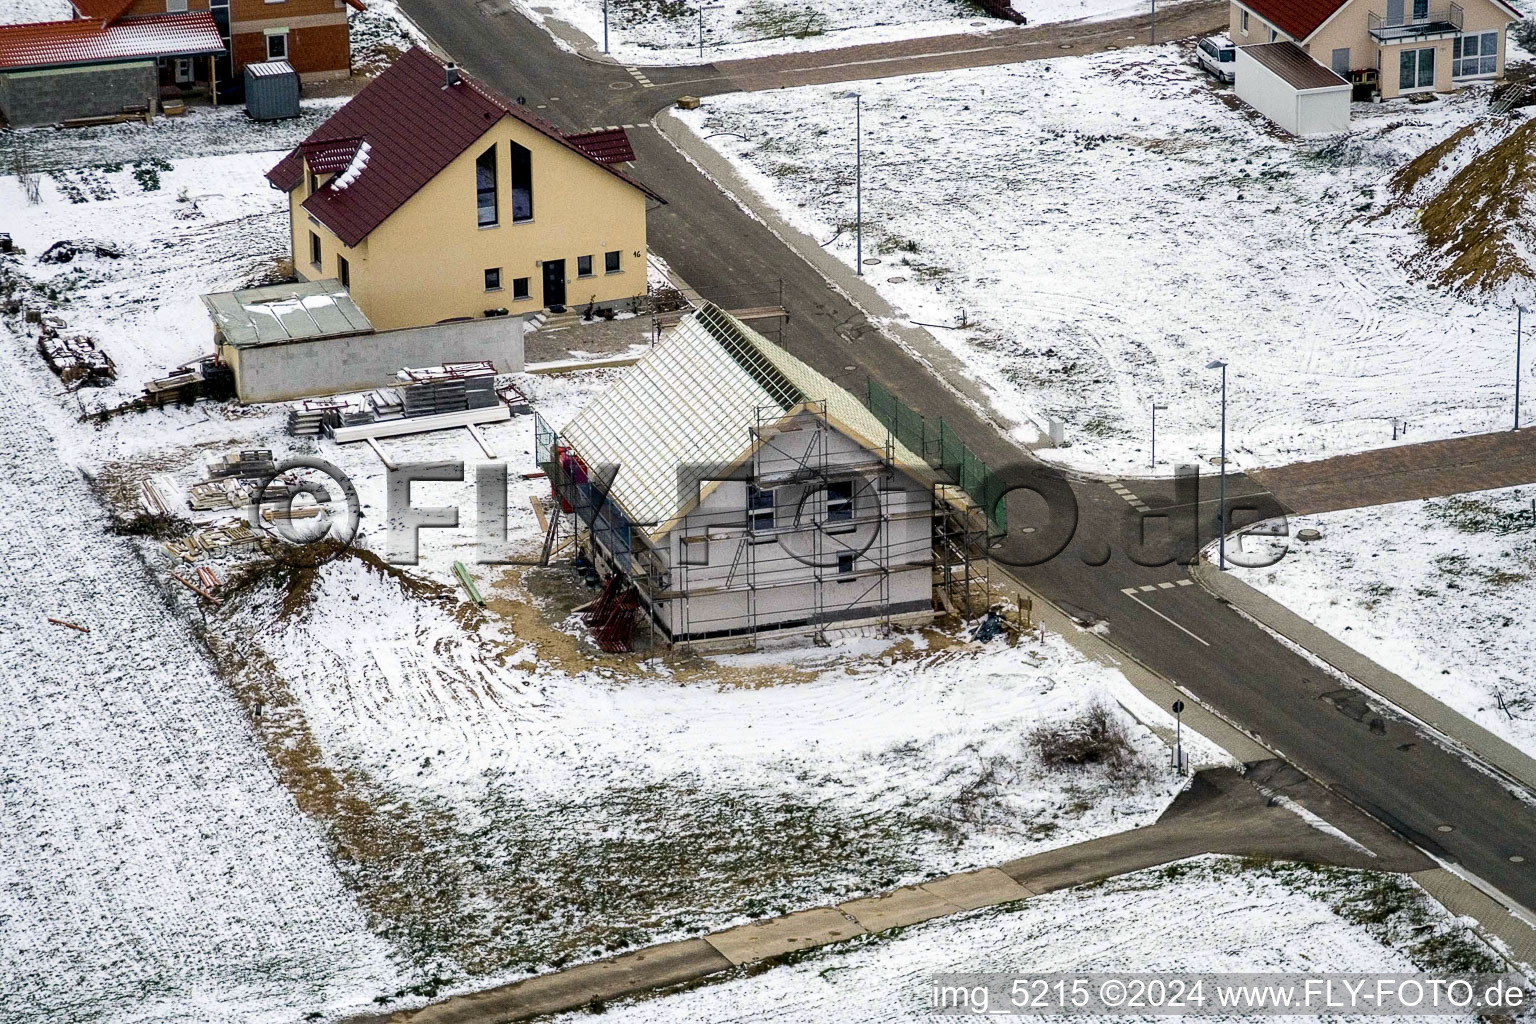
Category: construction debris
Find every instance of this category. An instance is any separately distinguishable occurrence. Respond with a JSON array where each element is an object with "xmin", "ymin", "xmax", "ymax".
[
  {"xmin": 583, "ymin": 573, "xmax": 639, "ymax": 652},
  {"xmin": 208, "ymin": 450, "xmax": 277, "ymax": 479},
  {"xmin": 38, "ymin": 333, "xmax": 116, "ymax": 389},
  {"xmin": 171, "ymin": 569, "xmax": 223, "ymax": 606},
  {"xmin": 452, "ymin": 560, "xmax": 485, "ymax": 606},
  {"xmin": 47, "ymin": 617, "xmax": 90, "ymax": 634},
  {"xmin": 38, "ymin": 238, "xmax": 124, "ymax": 264}
]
